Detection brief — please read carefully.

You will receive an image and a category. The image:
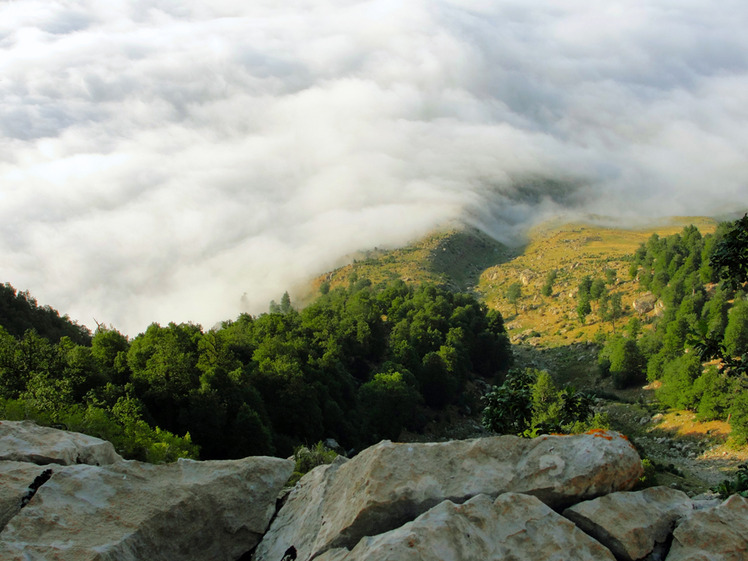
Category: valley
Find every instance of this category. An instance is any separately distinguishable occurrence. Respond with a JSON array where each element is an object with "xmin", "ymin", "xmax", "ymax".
[{"xmin": 316, "ymin": 215, "xmax": 745, "ymax": 495}]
